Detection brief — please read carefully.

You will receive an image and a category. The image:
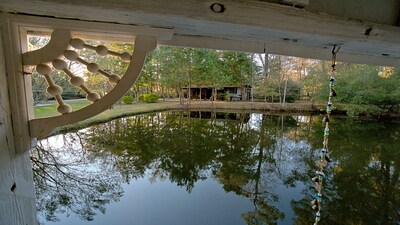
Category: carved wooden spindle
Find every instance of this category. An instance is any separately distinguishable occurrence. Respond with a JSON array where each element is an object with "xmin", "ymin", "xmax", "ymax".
[
  {"xmin": 63, "ymin": 49, "xmax": 121, "ymax": 84},
  {"xmin": 52, "ymin": 59, "xmax": 100, "ymax": 102},
  {"xmin": 36, "ymin": 64, "xmax": 72, "ymax": 114},
  {"xmin": 70, "ymin": 38, "xmax": 132, "ymax": 62}
]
